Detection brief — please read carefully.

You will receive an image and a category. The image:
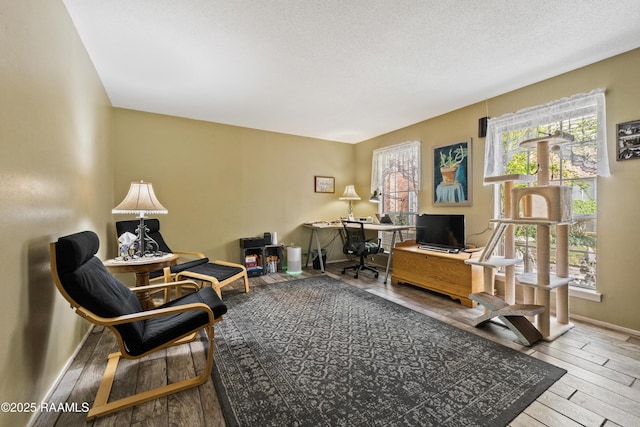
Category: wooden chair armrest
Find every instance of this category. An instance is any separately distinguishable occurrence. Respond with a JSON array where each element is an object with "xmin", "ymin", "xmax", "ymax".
[
  {"xmin": 132, "ymin": 279, "xmax": 202, "ymax": 304},
  {"xmin": 130, "ymin": 279, "xmax": 202, "ymax": 294},
  {"xmin": 75, "ymin": 302, "xmax": 215, "ymax": 326},
  {"xmin": 173, "ymin": 250, "xmax": 206, "ymax": 259},
  {"xmin": 211, "ymin": 260, "xmax": 248, "ymax": 271}
]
